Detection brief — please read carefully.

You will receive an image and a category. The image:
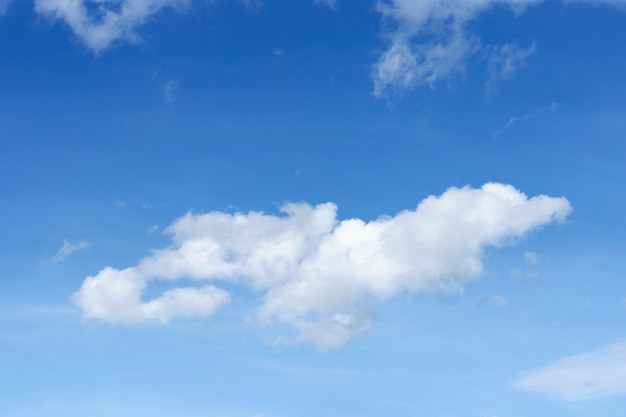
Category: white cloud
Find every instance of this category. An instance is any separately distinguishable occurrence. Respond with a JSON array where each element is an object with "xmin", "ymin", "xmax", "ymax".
[
  {"xmin": 294, "ymin": 313, "xmax": 371, "ymax": 349},
  {"xmin": 27, "ymin": 0, "xmax": 626, "ymax": 58},
  {"xmin": 313, "ymin": 0, "xmax": 337, "ymax": 9},
  {"xmin": 510, "ymin": 251, "xmax": 540, "ymax": 277},
  {"xmin": 163, "ymin": 78, "xmax": 181, "ymax": 104},
  {"xmin": 372, "ymin": 0, "xmax": 537, "ymax": 96},
  {"xmin": 73, "ymin": 183, "xmax": 571, "ymax": 347},
  {"xmin": 47, "ymin": 240, "xmax": 89, "ymax": 264},
  {"xmin": 514, "ymin": 341, "xmax": 626, "ymax": 401},
  {"xmin": 73, "ymin": 267, "xmax": 230, "ymax": 324},
  {"xmin": 373, "ymin": 0, "xmax": 625, "ymax": 97},
  {"xmin": 486, "ymin": 42, "xmax": 537, "ymax": 95},
  {"xmin": 480, "ymin": 294, "xmax": 508, "ymax": 307},
  {"xmin": 524, "ymin": 251, "xmax": 538, "ymax": 264},
  {"xmin": 239, "ymin": 0, "xmax": 264, "ymax": 11},
  {"xmin": 373, "ymin": 29, "xmax": 479, "ymax": 97},
  {"xmin": 0, "ymin": 0, "xmax": 11, "ymax": 15},
  {"xmin": 34, "ymin": 0, "xmax": 189, "ymax": 53},
  {"xmin": 492, "ymin": 101, "xmax": 559, "ymax": 137}
]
